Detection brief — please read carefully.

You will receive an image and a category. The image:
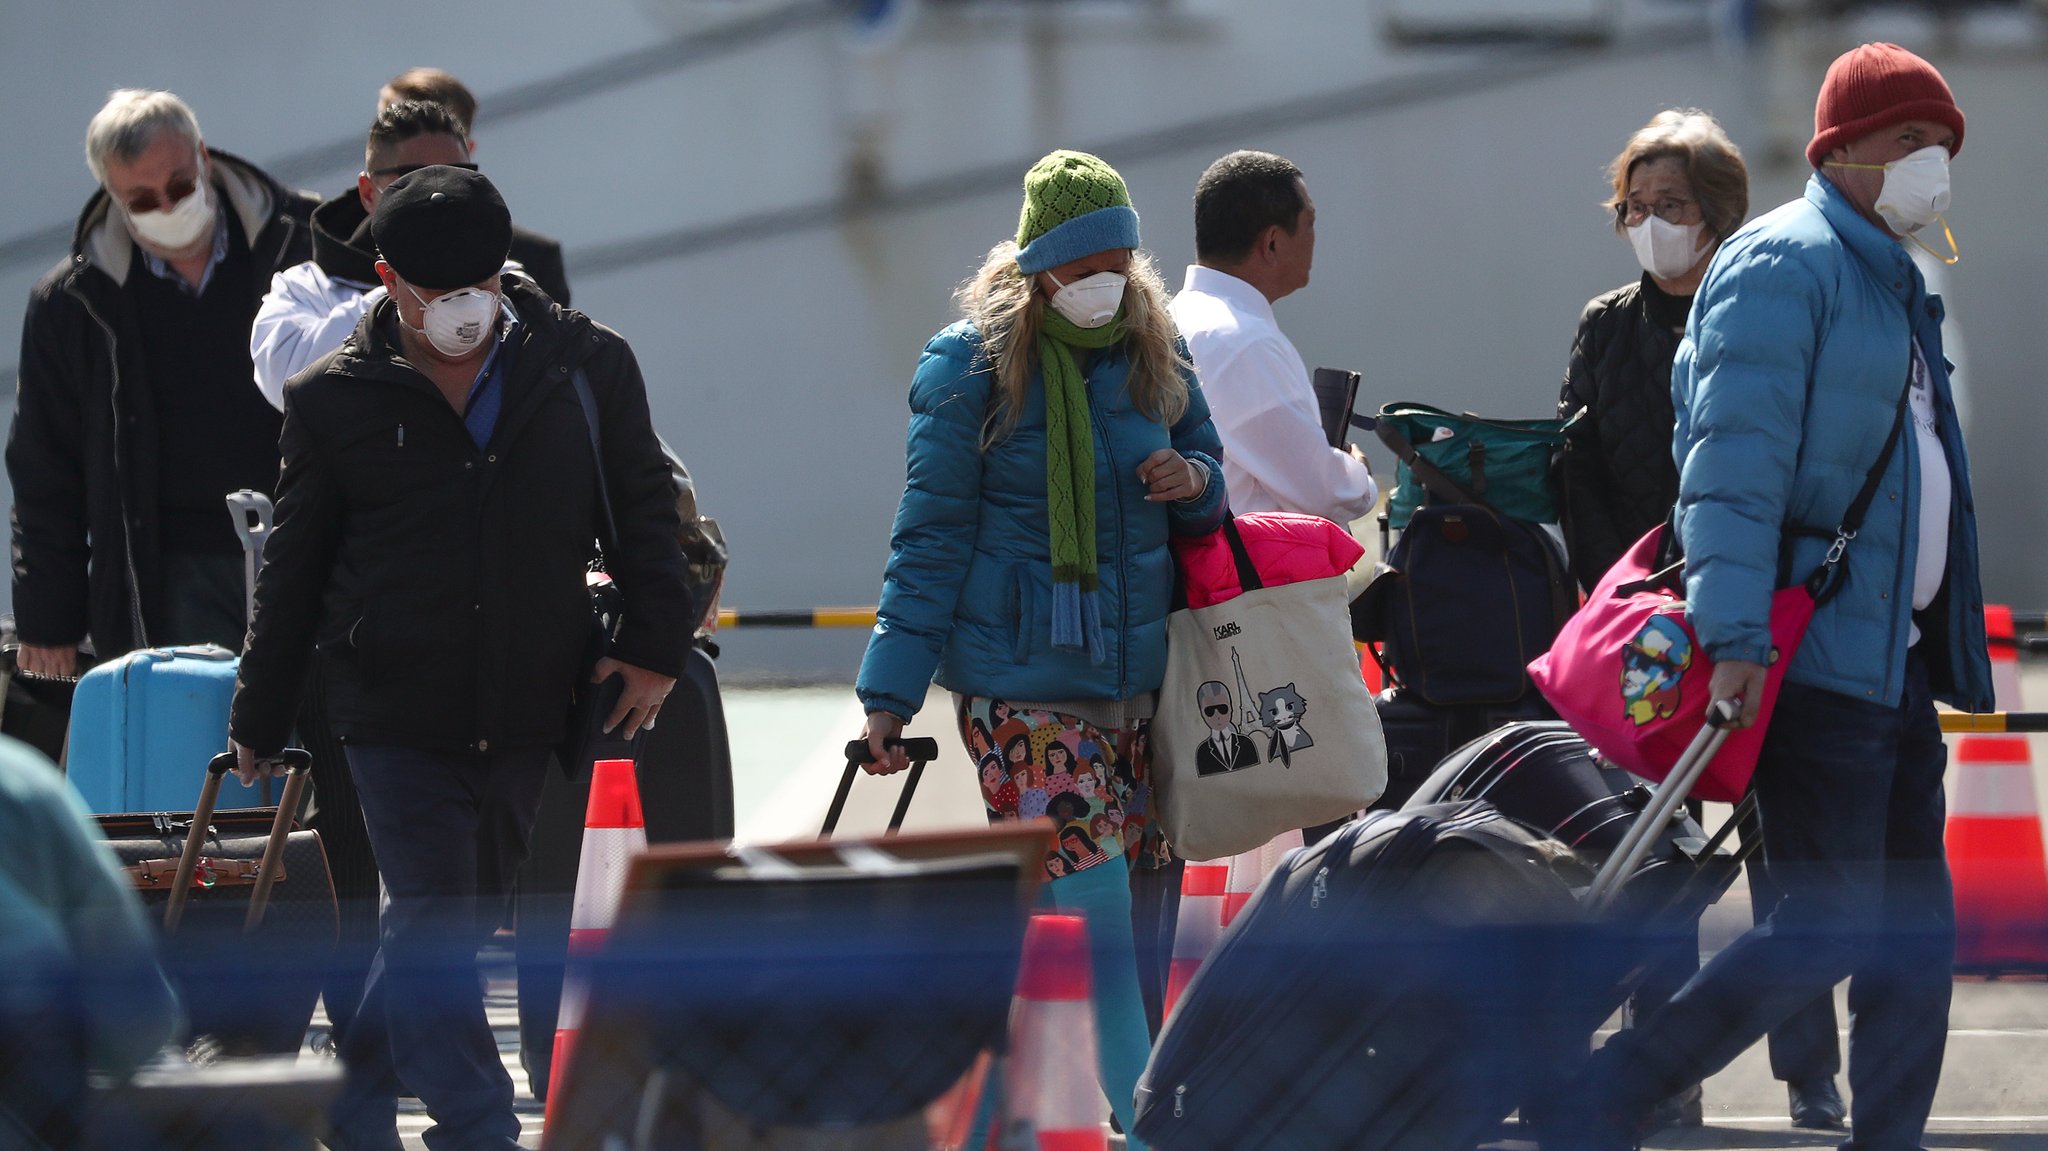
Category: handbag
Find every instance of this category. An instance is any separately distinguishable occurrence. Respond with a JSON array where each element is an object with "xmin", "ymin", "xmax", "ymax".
[
  {"xmin": 1153, "ymin": 517, "xmax": 1387, "ymax": 861},
  {"xmin": 1374, "ymin": 403, "xmax": 1575, "ymax": 529},
  {"xmin": 1527, "ymin": 376, "xmax": 1913, "ymax": 801}
]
